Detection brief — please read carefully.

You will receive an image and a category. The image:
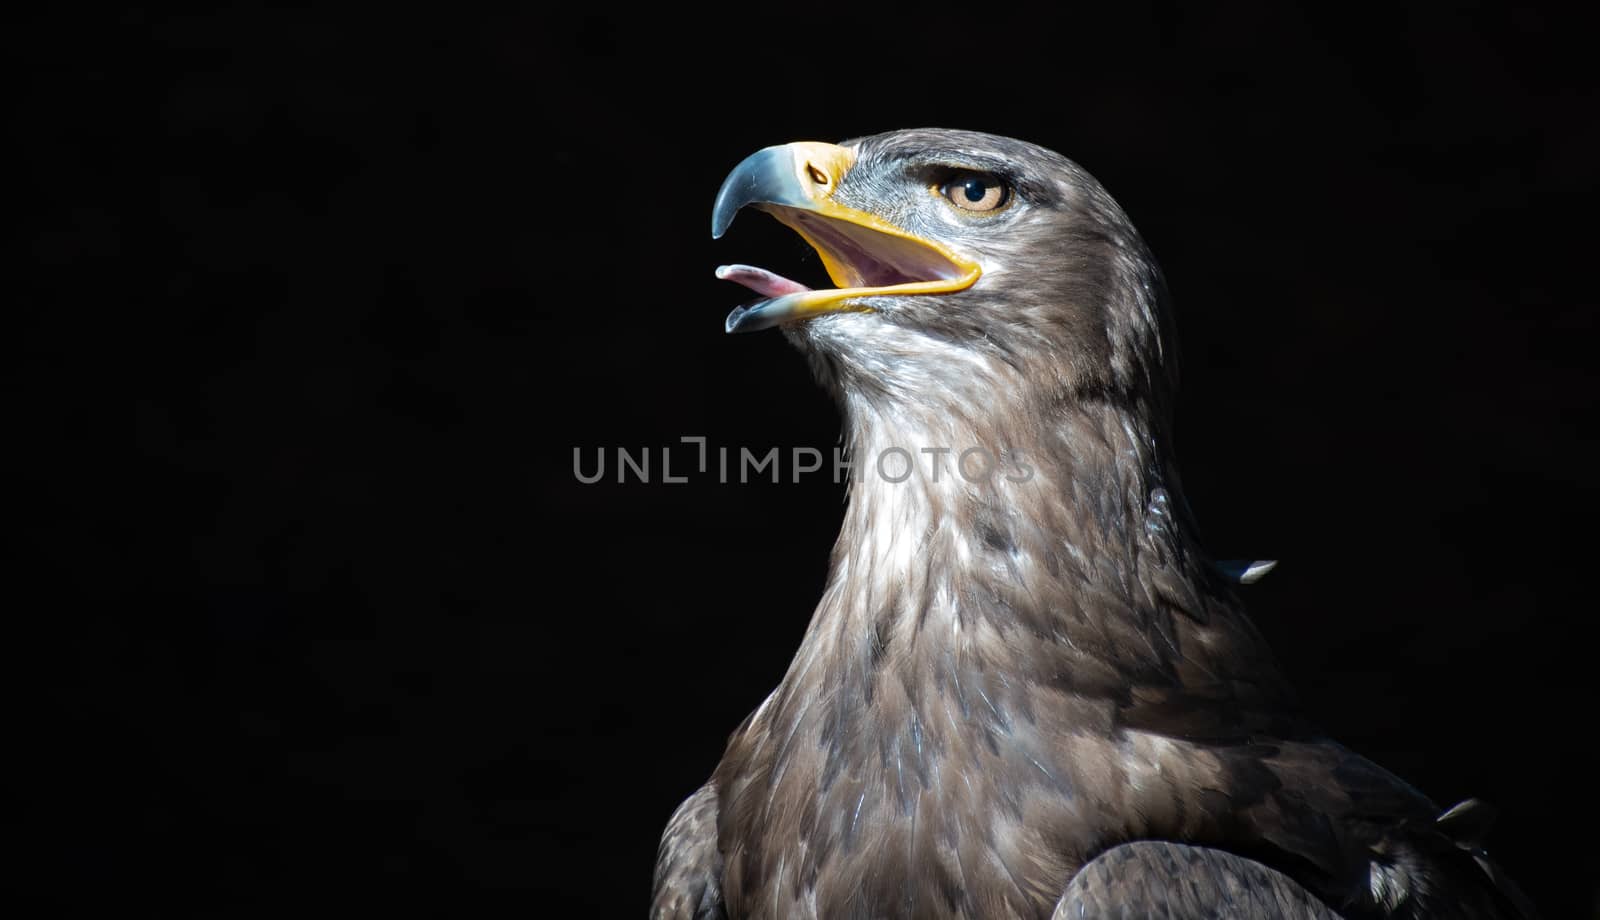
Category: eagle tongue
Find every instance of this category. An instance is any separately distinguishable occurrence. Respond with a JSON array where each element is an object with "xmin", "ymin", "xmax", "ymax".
[{"xmin": 716, "ymin": 264, "xmax": 812, "ymax": 299}]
